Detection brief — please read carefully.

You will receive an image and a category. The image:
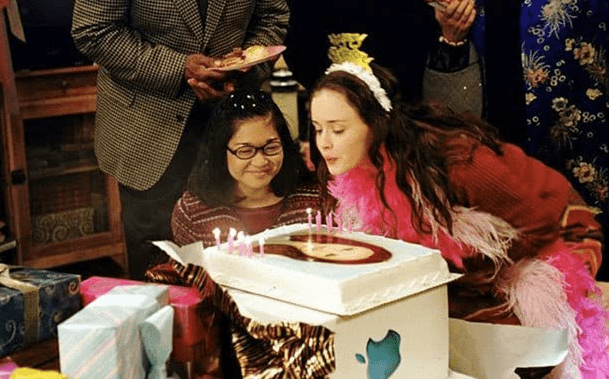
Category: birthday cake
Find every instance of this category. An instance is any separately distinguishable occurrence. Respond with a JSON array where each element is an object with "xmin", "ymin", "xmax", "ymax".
[
  {"xmin": 156, "ymin": 223, "xmax": 464, "ymax": 379},
  {"xmin": 165, "ymin": 223, "xmax": 458, "ymax": 316}
]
